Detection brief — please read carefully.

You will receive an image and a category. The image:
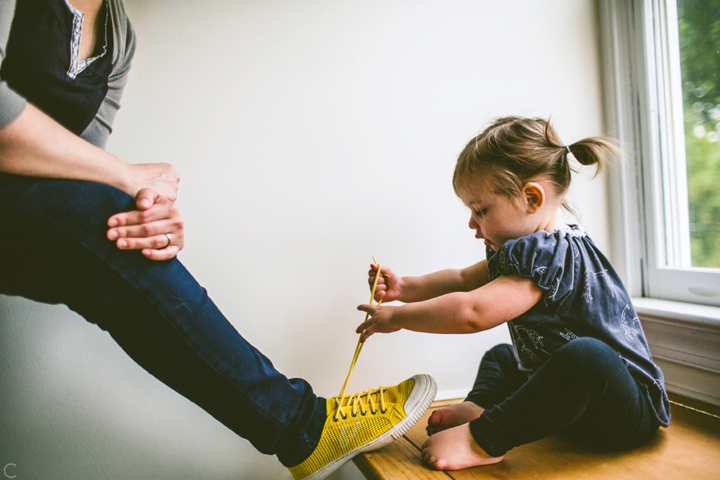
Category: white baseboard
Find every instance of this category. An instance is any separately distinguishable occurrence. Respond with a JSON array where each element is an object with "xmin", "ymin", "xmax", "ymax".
[{"xmin": 435, "ymin": 388, "xmax": 470, "ymax": 402}]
